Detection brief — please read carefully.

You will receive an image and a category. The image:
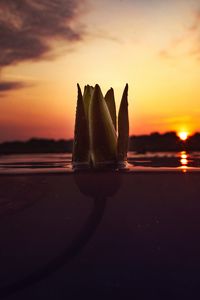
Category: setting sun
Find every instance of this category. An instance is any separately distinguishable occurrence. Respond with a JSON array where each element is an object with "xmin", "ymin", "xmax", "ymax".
[{"xmin": 178, "ymin": 132, "xmax": 189, "ymax": 141}]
